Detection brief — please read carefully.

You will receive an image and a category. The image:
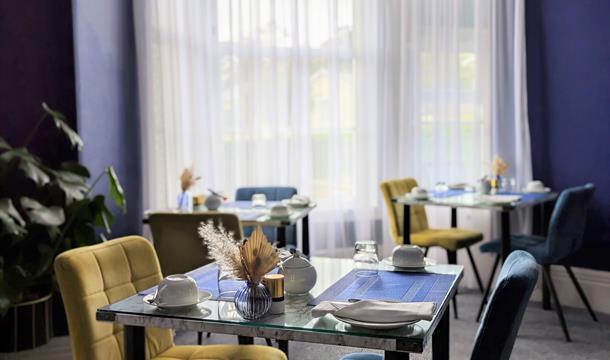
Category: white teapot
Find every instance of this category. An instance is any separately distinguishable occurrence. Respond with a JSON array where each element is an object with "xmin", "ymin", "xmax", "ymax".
[{"xmin": 279, "ymin": 250, "xmax": 317, "ymax": 294}]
